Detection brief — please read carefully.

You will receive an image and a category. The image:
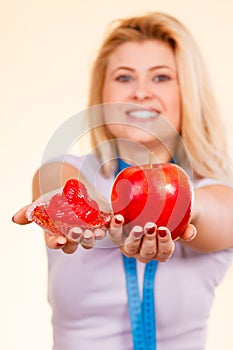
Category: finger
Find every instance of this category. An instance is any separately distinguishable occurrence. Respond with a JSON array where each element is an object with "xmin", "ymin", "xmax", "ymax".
[
  {"xmin": 123, "ymin": 226, "xmax": 144, "ymax": 255},
  {"xmin": 67, "ymin": 227, "xmax": 83, "ymax": 243},
  {"xmin": 44, "ymin": 231, "xmax": 67, "ymax": 249},
  {"xmin": 62, "ymin": 239, "xmax": 79, "ymax": 254},
  {"xmin": 139, "ymin": 222, "xmax": 157, "ymax": 259},
  {"xmin": 179, "ymin": 224, "xmax": 197, "ymax": 241},
  {"xmin": 80, "ymin": 229, "xmax": 95, "ymax": 249},
  {"xmin": 61, "ymin": 228, "xmax": 82, "ymax": 254},
  {"xmin": 156, "ymin": 227, "xmax": 175, "ymax": 262},
  {"xmin": 94, "ymin": 228, "xmax": 106, "ymax": 240},
  {"xmin": 12, "ymin": 205, "xmax": 32, "ymax": 225},
  {"xmin": 108, "ymin": 215, "xmax": 124, "ymax": 247}
]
